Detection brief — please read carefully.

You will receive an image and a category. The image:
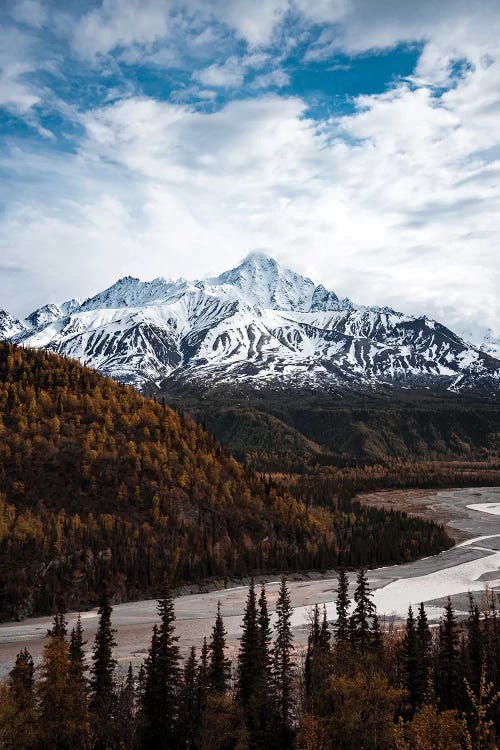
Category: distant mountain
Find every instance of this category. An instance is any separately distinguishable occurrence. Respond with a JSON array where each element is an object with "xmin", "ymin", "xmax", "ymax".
[
  {"xmin": 457, "ymin": 325, "xmax": 500, "ymax": 360},
  {"xmin": 1, "ymin": 252, "xmax": 499, "ymax": 394}
]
